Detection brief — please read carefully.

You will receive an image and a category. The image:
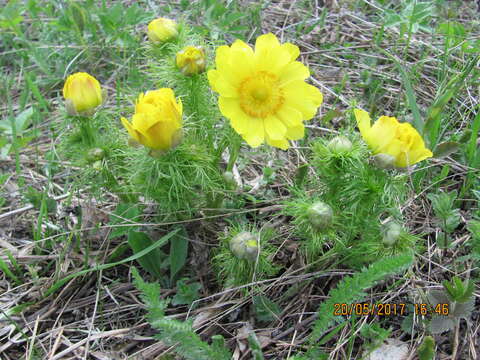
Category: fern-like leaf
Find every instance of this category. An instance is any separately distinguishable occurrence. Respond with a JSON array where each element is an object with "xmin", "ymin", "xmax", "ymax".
[
  {"xmin": 310, "ymin": 252, "xmax": 414, "ymax": 341},
  {"xmin": 132, "ymin": 267, "xmax": 232, "ymax": 360}
]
